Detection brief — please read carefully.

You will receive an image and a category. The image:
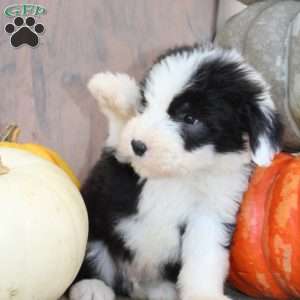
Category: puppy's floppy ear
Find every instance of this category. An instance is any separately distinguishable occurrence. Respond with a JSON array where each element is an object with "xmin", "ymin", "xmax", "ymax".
[{"xmin": 246, "ymin": 91, "xmax": 282, "ymax": 167}]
